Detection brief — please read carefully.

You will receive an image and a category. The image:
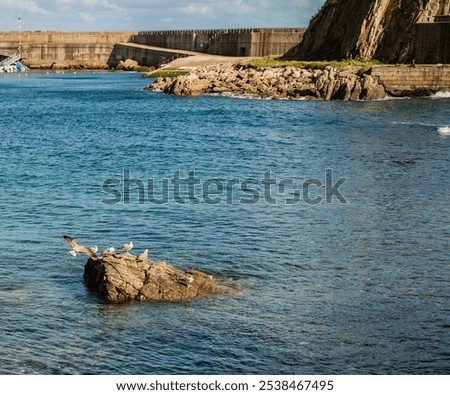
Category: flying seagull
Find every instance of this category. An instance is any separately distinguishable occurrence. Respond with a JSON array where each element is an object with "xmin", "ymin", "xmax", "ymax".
[
  {"xmin": 120, "ymin": 241, "xmax": 133, "ymax": 253},
  {"xmin": 137, "ymin": 249, "xmax": 148, "ymax": 261},
  {"xmin": 102, "ymin": 247, "xmax": 115, "ymax": 256},
  {"xmin": 63, "ymin": 235, "xmax": 97, "ymax": 258}
]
